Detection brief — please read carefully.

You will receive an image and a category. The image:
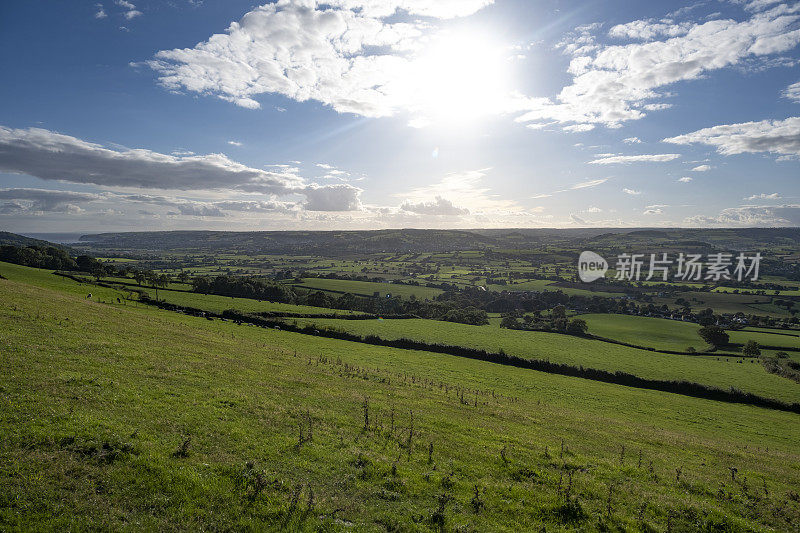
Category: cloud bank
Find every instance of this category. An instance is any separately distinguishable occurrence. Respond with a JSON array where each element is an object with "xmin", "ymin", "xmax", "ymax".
[
  {"xmin": 516, "ymin": 4, "xmax": 800, "ymax": 130},
  {"xmin": 147, "ymin": 0, "xmax": 494, "ymax": 118},
  {"xmin": 0, "ymin": 125, "xmax": 362, "ymax": 211},
  {"xmin": 663, "ymin": 117, "xmax": 800, "ymax": 157}
]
